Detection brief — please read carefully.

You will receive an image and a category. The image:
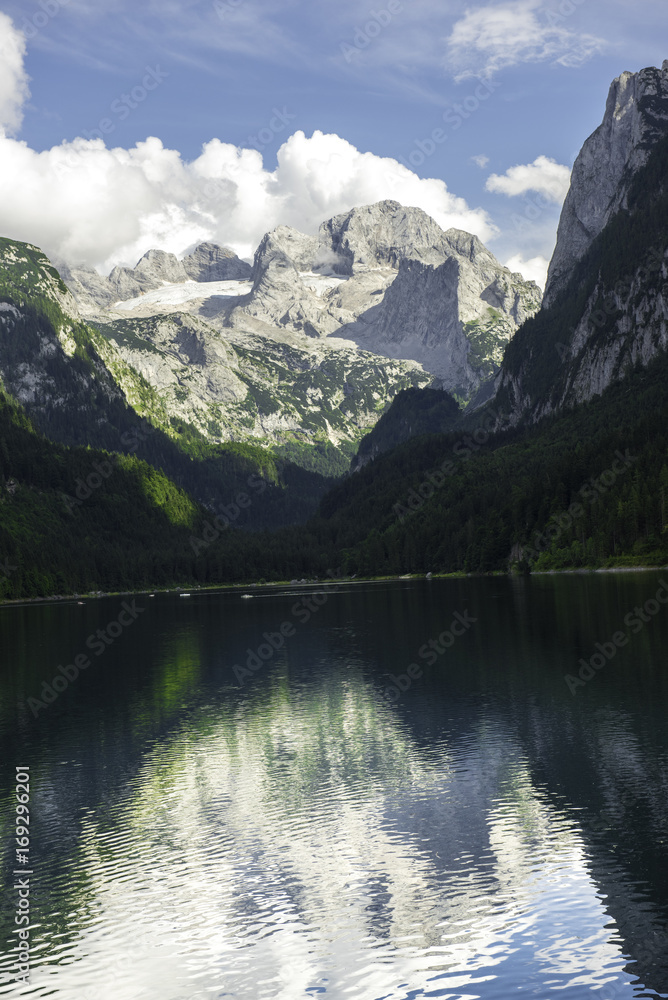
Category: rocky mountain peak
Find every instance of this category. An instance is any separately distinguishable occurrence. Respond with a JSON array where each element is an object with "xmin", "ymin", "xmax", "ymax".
[
  {"xmin": 134, "ymin": 248, "xmax": 188, "ymax": 283},
  {"xmin": 59, "ymin": 242, "xmax": 251, "ymax": 316},
  {"xmin": 183, "ymin": 242, "xmax": 252, "ymax": 281},
  {"xmin": 319, "ymin": 200, "xmax": 452, "ymax": 273},
  {"xmin": 544, "ymin": 61, "xmax": 668, "ymax": 306}
]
